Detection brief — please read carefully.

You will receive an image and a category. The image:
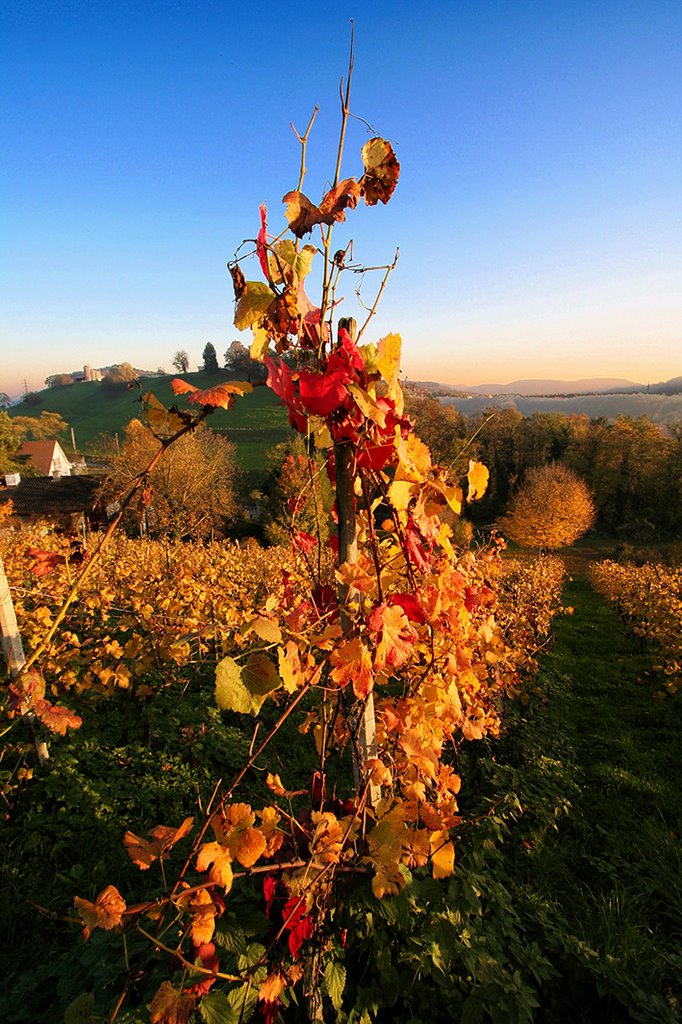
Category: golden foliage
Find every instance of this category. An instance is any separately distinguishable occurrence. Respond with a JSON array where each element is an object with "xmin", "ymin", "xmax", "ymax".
[{"xmin": 500, "ymin": 462, "xmax": 596, "ymax": 550}]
